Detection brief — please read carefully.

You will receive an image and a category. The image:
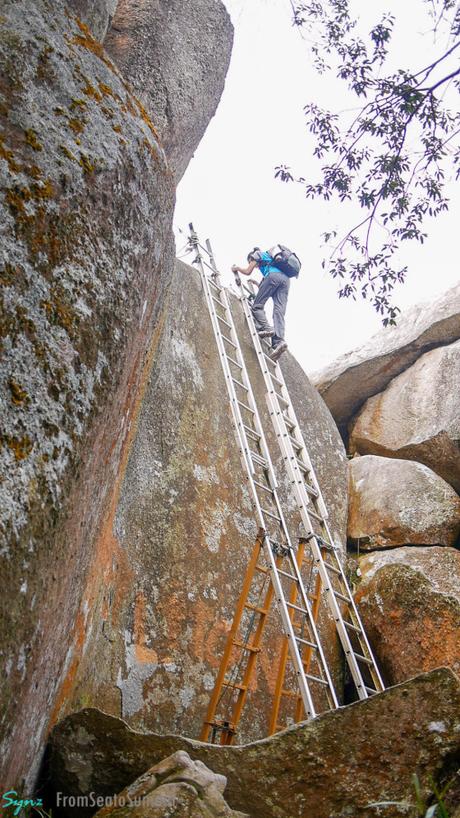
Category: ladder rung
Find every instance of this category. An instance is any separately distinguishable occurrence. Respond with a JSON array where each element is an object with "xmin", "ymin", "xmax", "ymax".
[
  {"xmin": 344, "ymin": 620, "xmax": 362, "ymax": 634},
  {"xmin": 286, "ymin": 601, "xmax": 308, "ymax": 615},
  {"xmin": 365, "ymin": 685, "xmax": 378, "ymax": 695},
  {"xmin": 288, "ymin": 435, "xmax": 303, "ymax": 451},
  {"xmin": 281, "ymin": 688, "xmax": 298, "ymax": 699},
  {"xmin": 282, "ymin": 412, "xmax": 295, "ymax": 429},
  {"xmin": 232, "ymin": 376, "xmax": 248, "ymax": 391},
  {"xmin": 353, "ymin": 652, "xmax": 375, "ymax": 666},
  {"xmin": 245, "ymin": 602, "xmax": 269, "ymax": 615},
  {"xmin": 261, "ymin": 507, "xmax": 281, "ymax": 523},
  {"xmin": 255, "ymin": 563, "xmax": 269, "ymax": 574},
  {"xmin": 242, "ymin": 423, "xmax": 260, "ymax": 441},
  {"xmin": 308, "ymin": 508, "xmax": 325, "ymax": 523},
  {"xmin": 233, "ymin": 640, "xmax": 260, "ymax": 653},
  {"xmin": 208, "ymin": 278, "xmax": 221, "ymax": 292},
  {"xmin": 295, "ymin": 458, "xmax": 310, "ymax": 474},
  {"xmin": 237, "ymin": 399, "xmax": 255, "ymax": 414},
  {"xmin": 323, "ymin": 561, "xmax": 342, "ymax": 575},
  {"xmin": 274, "ymin": 391, "xmax": 288, "ymax": 405},
  {"xmin": 226, "ymin": 354, "xmax": 243, "ymax": 369},
  {"xmin": 304, "ymin": 483, "xmax": 319, "ymax": 498},
  {"xmin": 277, "ymin": 568, "xmax": 298, "ymax": 582},
  {"xmin": 223, "ymin": 680, "xmax": 247, "ymax": 691},
  {"xmin": 269, "ymin": 372, "xmax": 284, "ymax": 387},
  {"xmin": 295, "ymin": 635, "xmax": 317, "ymax": 650},
  {"xmin": 250, "ymin": 451, "xmax": 268, "ymax": 468},
  {"xmin": 211, "ymin": 294, "xmax": 226, "ymax": 308},
  {"xmin": 304, "ymin": 672, "xmax": 329, "ymax": 687},
  {"xmin": 221, "ymin": 334, "xmax": 237, "ymax": 348},
  {"xmin": 253, "ymin": 479, "xmax": 274, "ymax": 494},
  {"xmin": 217, "ymin": 314, "xmax": 233, "ymax": 329},
  {"xmin": 334, "ymin": 590, "xmax": 352, "ymax": 604}
]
